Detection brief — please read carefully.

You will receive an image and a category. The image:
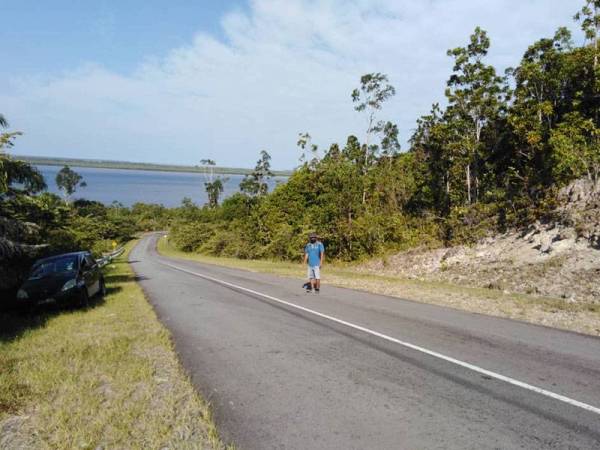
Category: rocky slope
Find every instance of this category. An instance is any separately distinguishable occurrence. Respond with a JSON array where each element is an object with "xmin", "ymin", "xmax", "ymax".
[{"xmin": 359, "ymin": 179, "xmax": 600, "ymax": 304}]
